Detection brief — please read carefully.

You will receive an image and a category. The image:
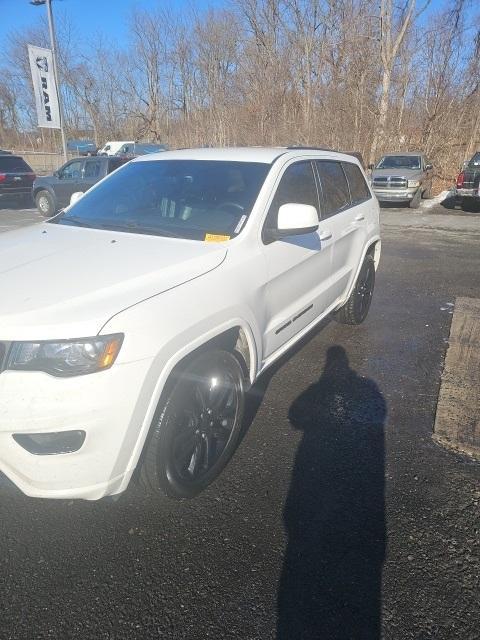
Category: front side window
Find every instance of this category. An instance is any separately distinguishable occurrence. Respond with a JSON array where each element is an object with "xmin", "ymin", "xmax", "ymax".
[
  {"xmin": 376, "ymin": 155, "xmax": 421, "ymax": 170},
  {"xmin": 316, "ymin": 161, "xmax": 350, "ymax": 217},
  {"xmin": 59, "ymin": 160, "xmax": 83, "ymax": 180},
  {"xmin": 265, "ymin": 161, "xmax": 319, "ymax": 229},
  {"xmin": 342, "ymin": 162, "xmax": 371, "ymax": 205},
  {"xmin": 52, "ymin": 160, "xmax": 270, "ymax": 240}
]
